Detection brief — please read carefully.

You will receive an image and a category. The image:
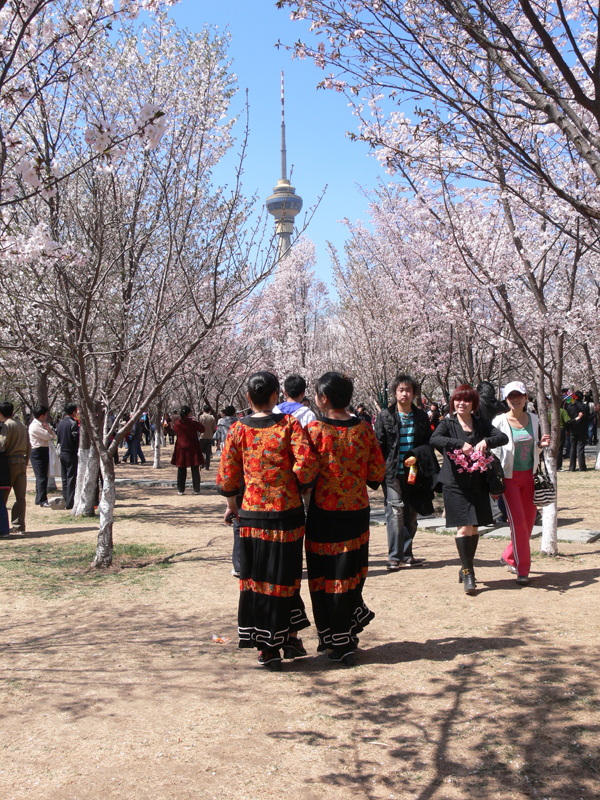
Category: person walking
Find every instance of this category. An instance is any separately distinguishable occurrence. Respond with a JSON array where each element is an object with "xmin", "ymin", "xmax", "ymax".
[
  {"xmin": 431, "ymin": 385, "xmax": 508, "ymax": 594},
  {"xmin": 131, "ymin": 418, "xmax": 146, "ymax": 465},
  {"xmin": 375, "ymin": 374, "xmax": 434, "ymax": 570},
  {"xmin": 198, "ymin": 404, "xmax": 217, "ymax": 470},
  {"xmin": 273, "ymin": 374, "xmax": 316, "ymax": 428},
  {"xmin": 305, "ymin": 372, "xmax": 385, "ymax": 665},
  {"xmin": 0, "ymin": 447, "xmax": 11, "ymax": 538},
  {"xmin": 492, "ymin": 381, "xmax": 550, "ymax": 585},
  {"xmin": 566, "ymin": 391, "xmax": 589, "ymax": 471},
  {"xmin": 217, "ymin": 372, "xmax": 319, "ymax": 672},
  {"xmin": 56, "ymin": 402, "xmax": 80, "ymax": 510},
  {"xmin": 171, "ymin": 406, "xmax": 205, "ymax": 495},
  {"xmin": 0, "ymin": 401, "xmax": 31, "ymax": 532},
  {"xmin": 28, "ymin": 405, "xmax": 56, "ymax": 507},
  {"xmin": 215, "ymin": 406, "xmax": 237, "ymax": 452}
]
